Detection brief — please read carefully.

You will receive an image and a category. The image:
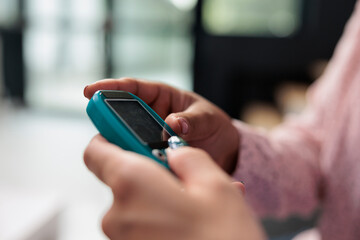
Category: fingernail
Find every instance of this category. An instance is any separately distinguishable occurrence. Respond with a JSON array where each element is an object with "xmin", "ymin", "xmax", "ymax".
[{"xmin": 179, "ymin": 118, "xmax": 189, "ymax": 135}]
